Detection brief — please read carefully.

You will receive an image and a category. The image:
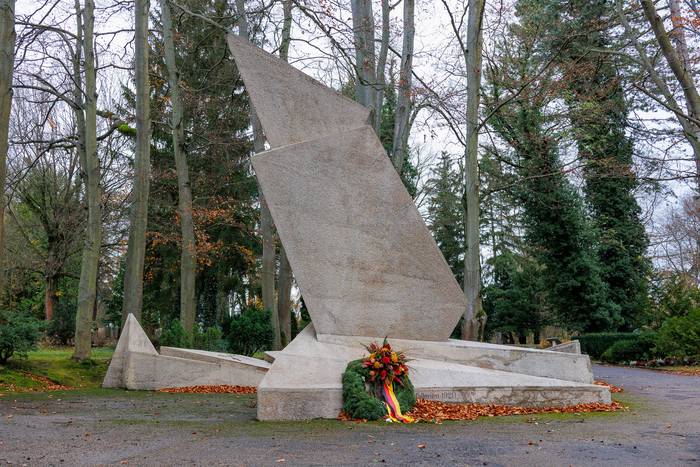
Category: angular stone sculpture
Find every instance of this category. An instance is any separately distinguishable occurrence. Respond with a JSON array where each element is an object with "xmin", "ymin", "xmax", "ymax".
[
  {"xmin": 226, "ymin": 35, "xmax": 610, "ymax": 420},
  {"xmin": 103, "ymin": 314, "xmax": 269, "ymax": 390}
]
